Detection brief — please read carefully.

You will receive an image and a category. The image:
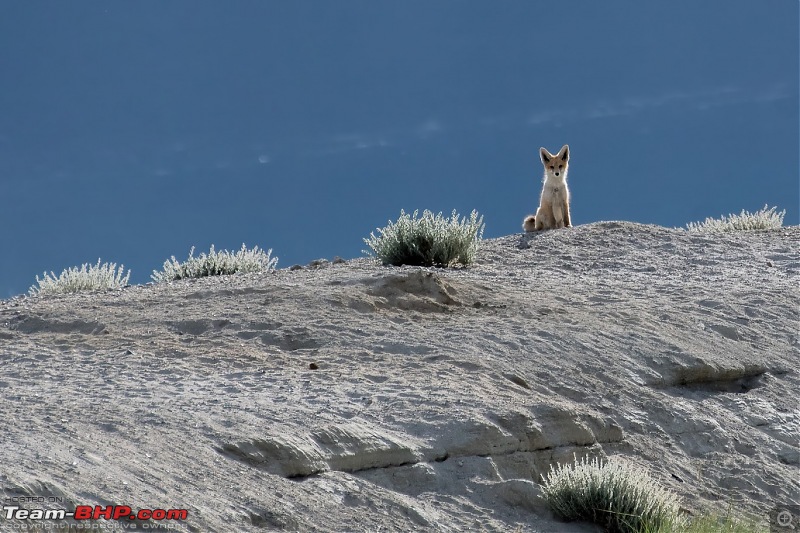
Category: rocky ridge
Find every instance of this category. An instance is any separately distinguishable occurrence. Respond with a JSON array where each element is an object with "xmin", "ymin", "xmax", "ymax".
[{"xmin": 0, "ymin": 222, "xmax": 797, "ymax": 532}]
